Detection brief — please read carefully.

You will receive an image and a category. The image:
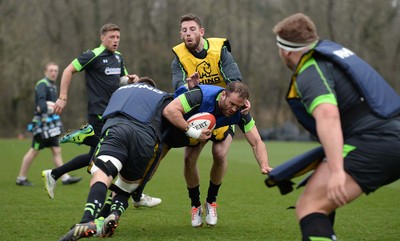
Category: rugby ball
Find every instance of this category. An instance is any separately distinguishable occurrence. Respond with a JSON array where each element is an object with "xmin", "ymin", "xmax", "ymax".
[
  {"xmin": 46, "ymin": 101, "xmax": 55, "ymax": 114},
  {"xmin": 187, "ymin": 112, "xmax": 216, "ymax": 131},
  {"xmin": 119, "ymin": 76, "xmax": 129, "ymax": 86}
]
